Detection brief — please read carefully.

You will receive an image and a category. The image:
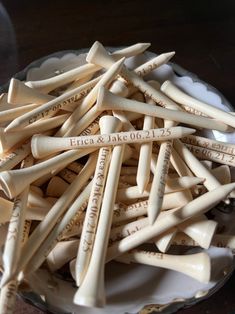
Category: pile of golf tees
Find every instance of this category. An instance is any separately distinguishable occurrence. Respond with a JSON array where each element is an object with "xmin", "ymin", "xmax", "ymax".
[{"xmin": 0, "ymin": 41, "xmax": 235, "ymax": 312}]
